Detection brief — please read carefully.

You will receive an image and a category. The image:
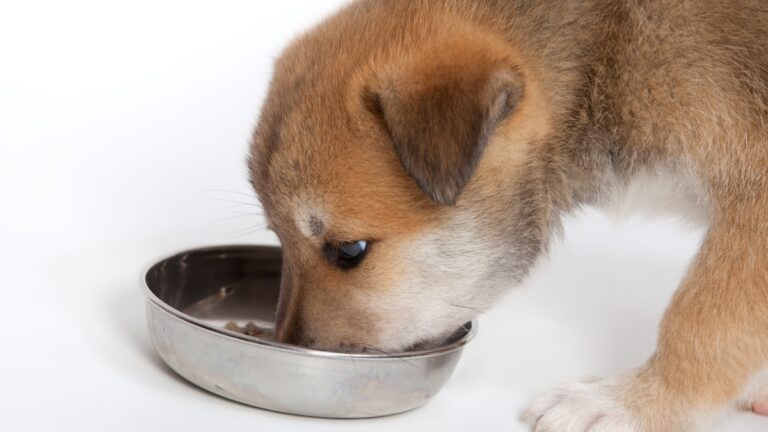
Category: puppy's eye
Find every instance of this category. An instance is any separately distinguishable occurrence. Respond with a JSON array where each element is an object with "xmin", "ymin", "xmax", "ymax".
[{"xmin": 323, "ymin": 240, "xmax": 369, "ymax": 269}]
